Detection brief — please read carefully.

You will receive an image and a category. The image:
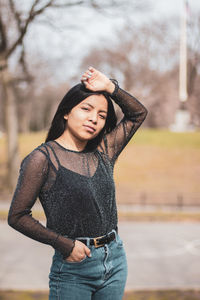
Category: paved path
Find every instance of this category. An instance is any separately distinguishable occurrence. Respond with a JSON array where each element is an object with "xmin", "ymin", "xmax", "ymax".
[{"xmin": 0, "ymin": 221, "xmax": 200, "ymax": 291}]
